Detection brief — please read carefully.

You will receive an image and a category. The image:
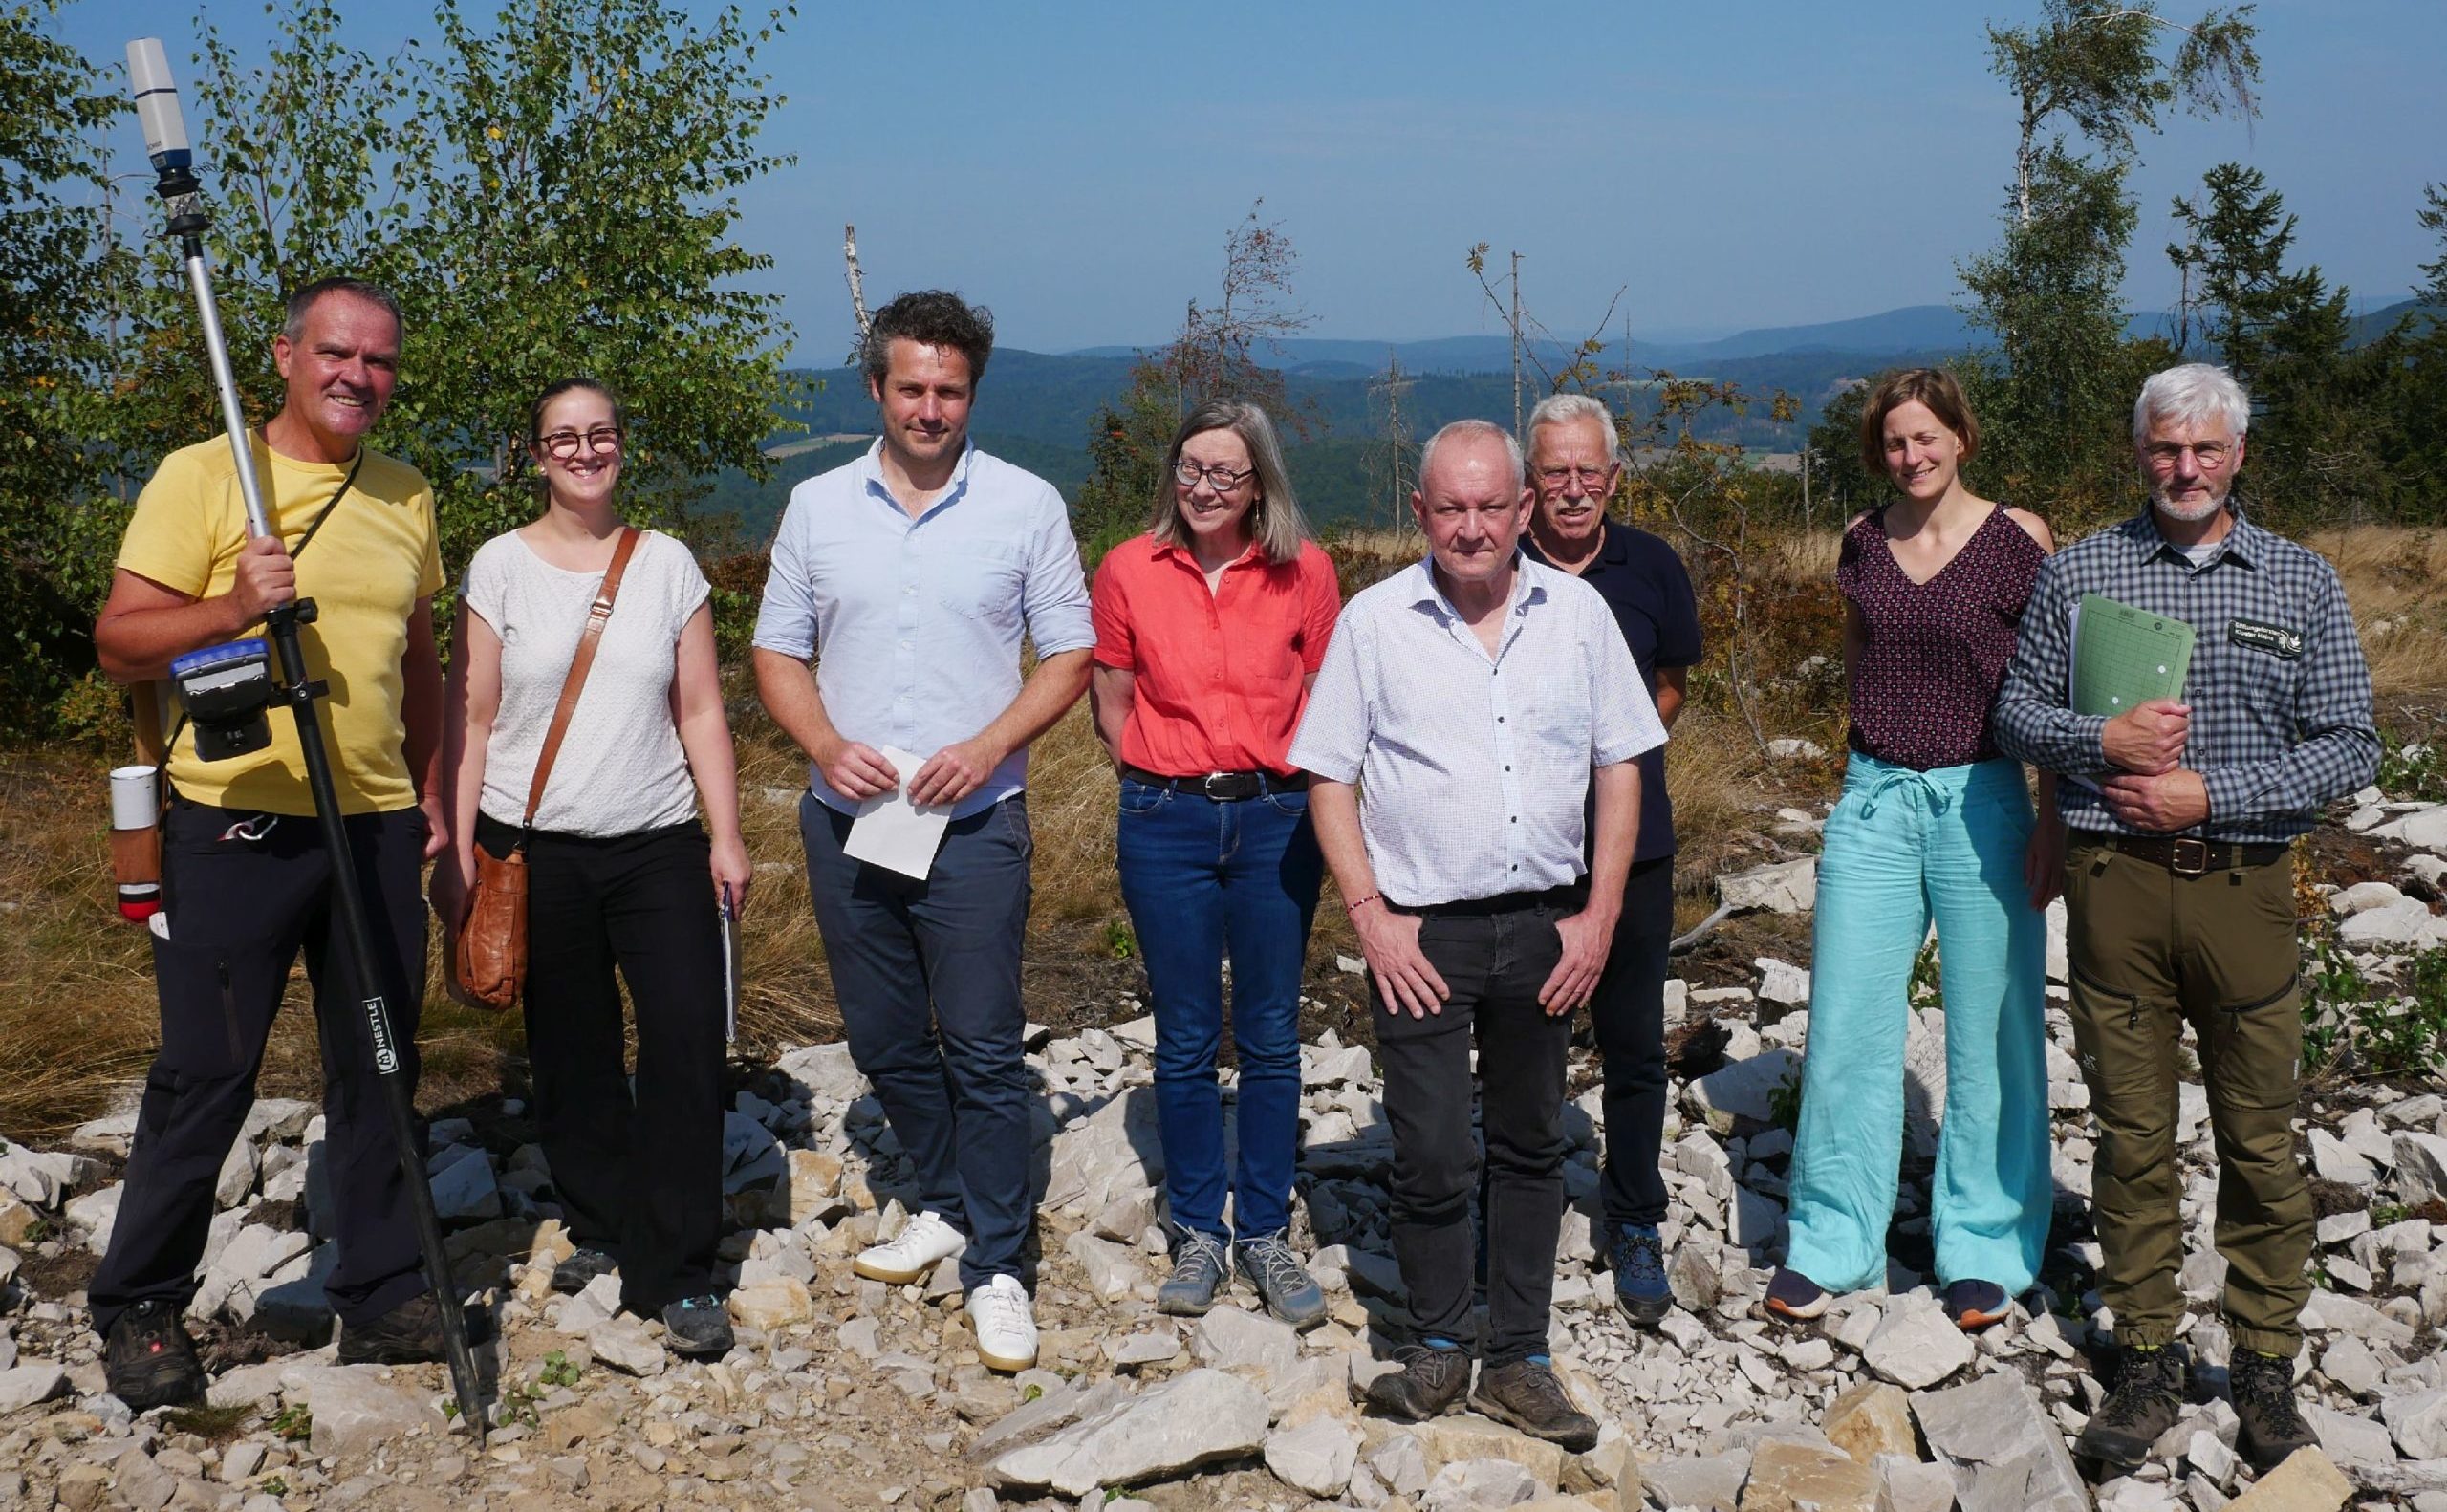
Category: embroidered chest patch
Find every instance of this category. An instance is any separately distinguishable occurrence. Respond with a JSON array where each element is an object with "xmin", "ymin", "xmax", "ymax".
[{"xmin": 2229, "ymin": 619, "xmax": 2303, "ymax": 659}]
